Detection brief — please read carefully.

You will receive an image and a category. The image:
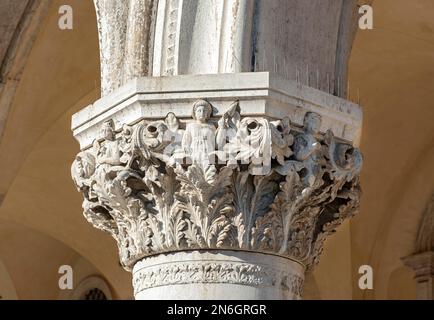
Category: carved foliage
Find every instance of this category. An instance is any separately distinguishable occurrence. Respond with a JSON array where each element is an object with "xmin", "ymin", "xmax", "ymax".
[
  {"xmin": 72, "ymin": 101, "xmax": 362, "ymax": 271},
  {"xmin": 133, "ymin": 260, "xmax": 304, "ymax": 298}
]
